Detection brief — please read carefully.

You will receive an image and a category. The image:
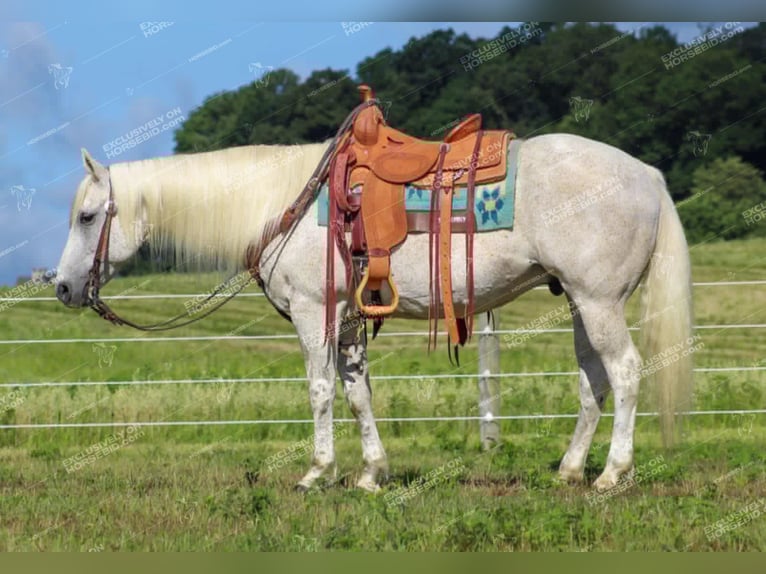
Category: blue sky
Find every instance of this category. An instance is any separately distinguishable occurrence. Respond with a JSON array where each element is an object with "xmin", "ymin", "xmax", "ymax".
[{"xmin": 0, "ymin": 21, "xmax": 751, "ymax": 285}]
